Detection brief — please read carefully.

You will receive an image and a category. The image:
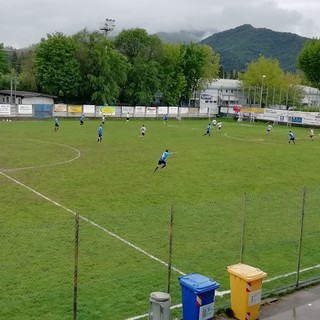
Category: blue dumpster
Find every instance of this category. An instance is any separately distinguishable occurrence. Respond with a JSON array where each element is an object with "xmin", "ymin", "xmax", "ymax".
[{"xmin": 179, "ymin": 273, "xmax": 220, "ymax": 320}]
